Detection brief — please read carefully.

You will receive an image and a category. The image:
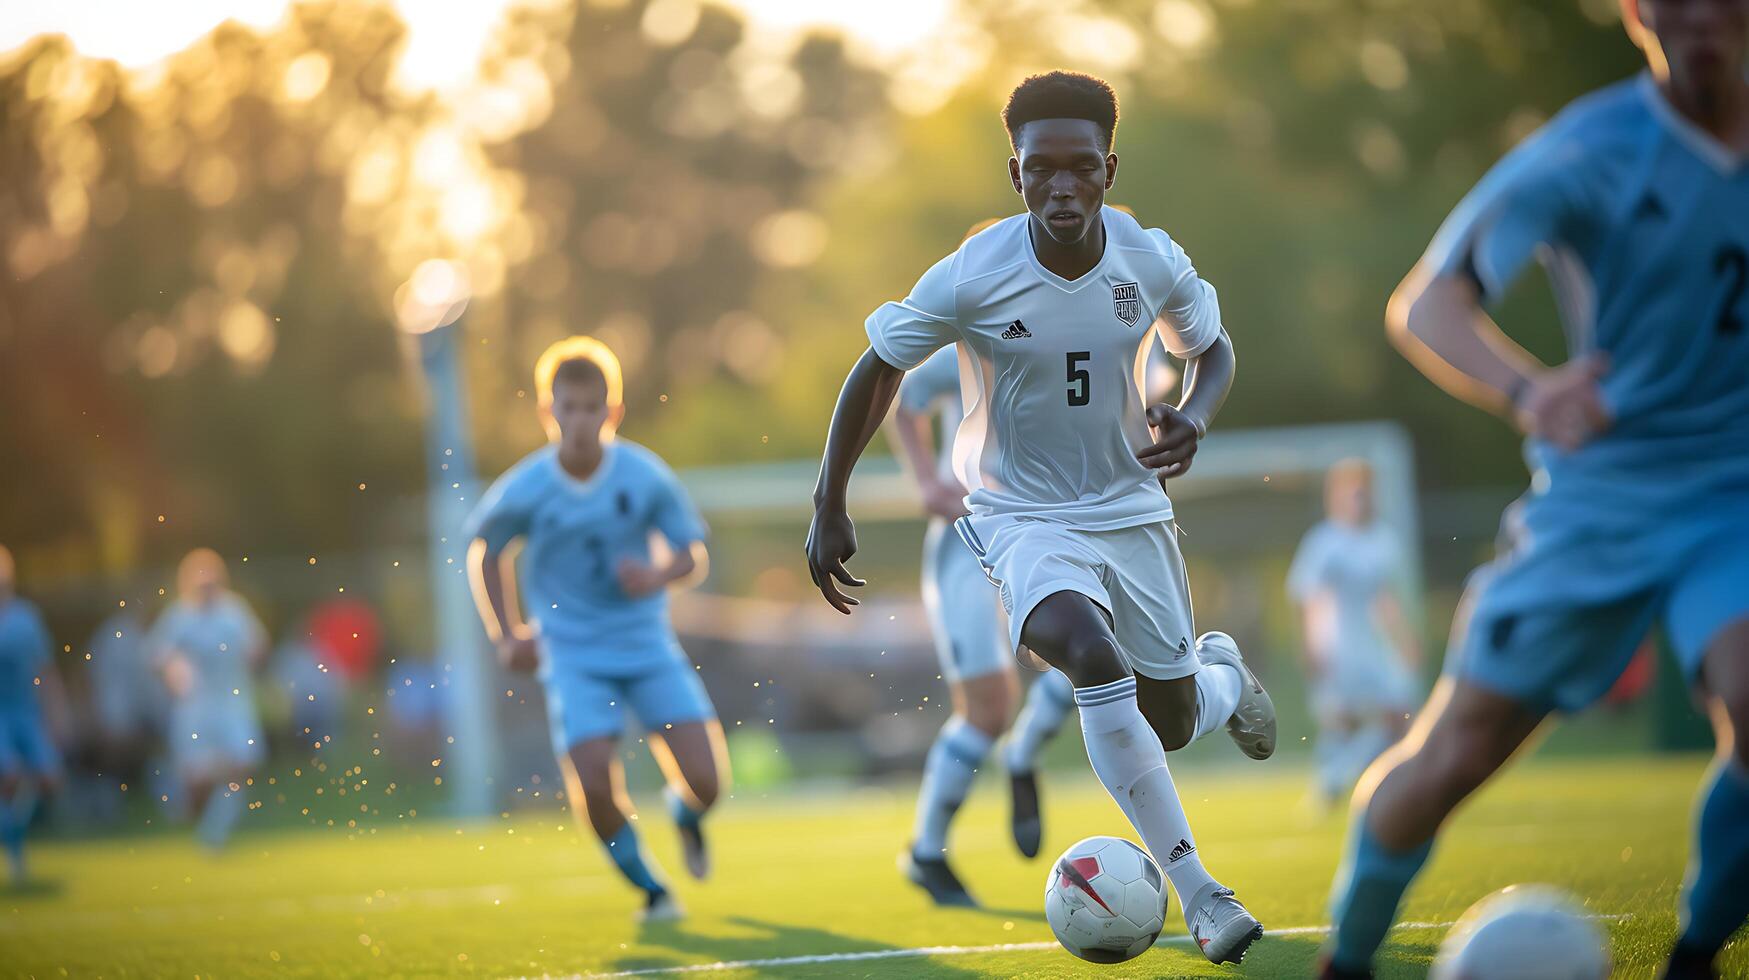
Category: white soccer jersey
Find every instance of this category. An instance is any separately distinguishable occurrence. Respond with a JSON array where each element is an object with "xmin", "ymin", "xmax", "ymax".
[{"xmin": 867, "ymin": 207, "xmax": 1223, "ymax": 529}]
